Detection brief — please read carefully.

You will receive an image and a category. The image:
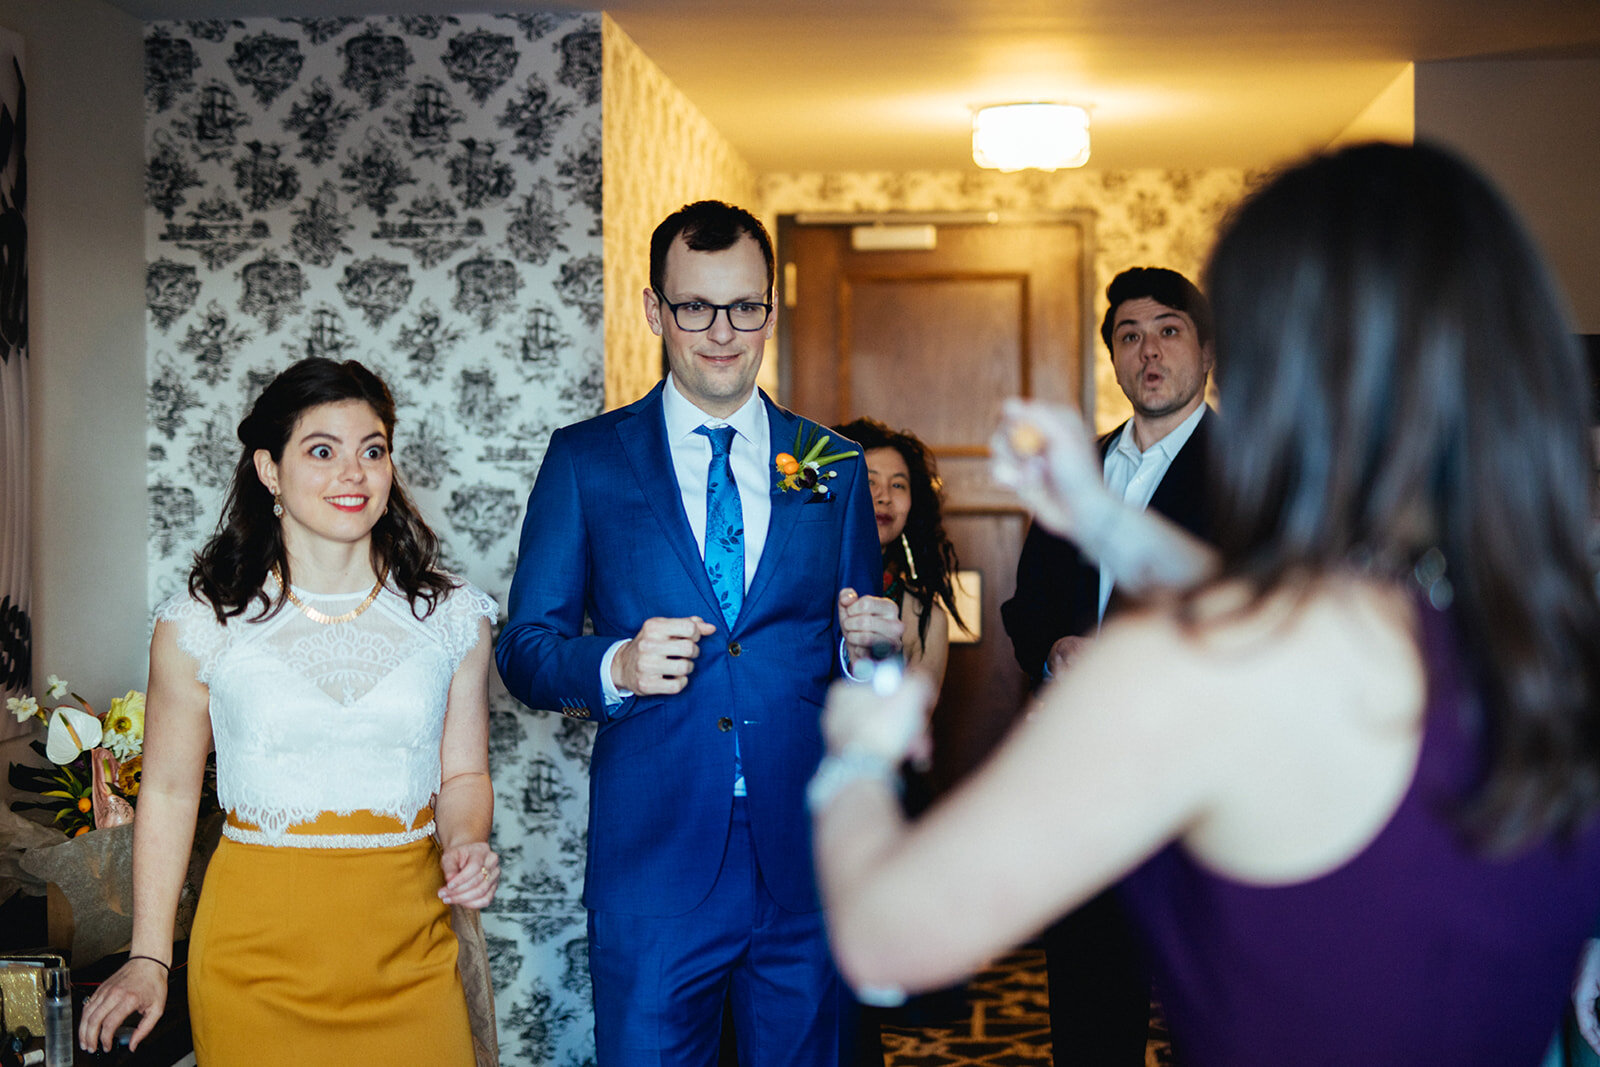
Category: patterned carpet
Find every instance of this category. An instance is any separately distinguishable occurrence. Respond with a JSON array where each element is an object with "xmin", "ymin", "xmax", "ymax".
[{"xmin": 878, "ymin": 947, "xmax": 1174, "ymax": 1067}]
